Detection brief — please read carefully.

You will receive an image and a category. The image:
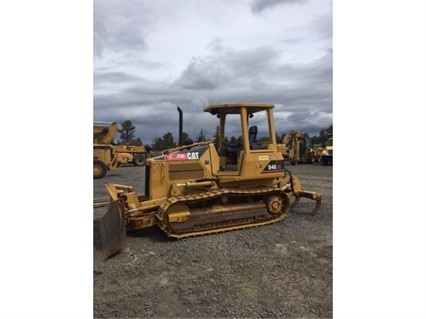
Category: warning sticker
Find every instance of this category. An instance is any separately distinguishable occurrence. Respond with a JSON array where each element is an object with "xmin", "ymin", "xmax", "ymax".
[{"xmin": 258, "ymin": 155, "xmax": 272, "ymax": 161}]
